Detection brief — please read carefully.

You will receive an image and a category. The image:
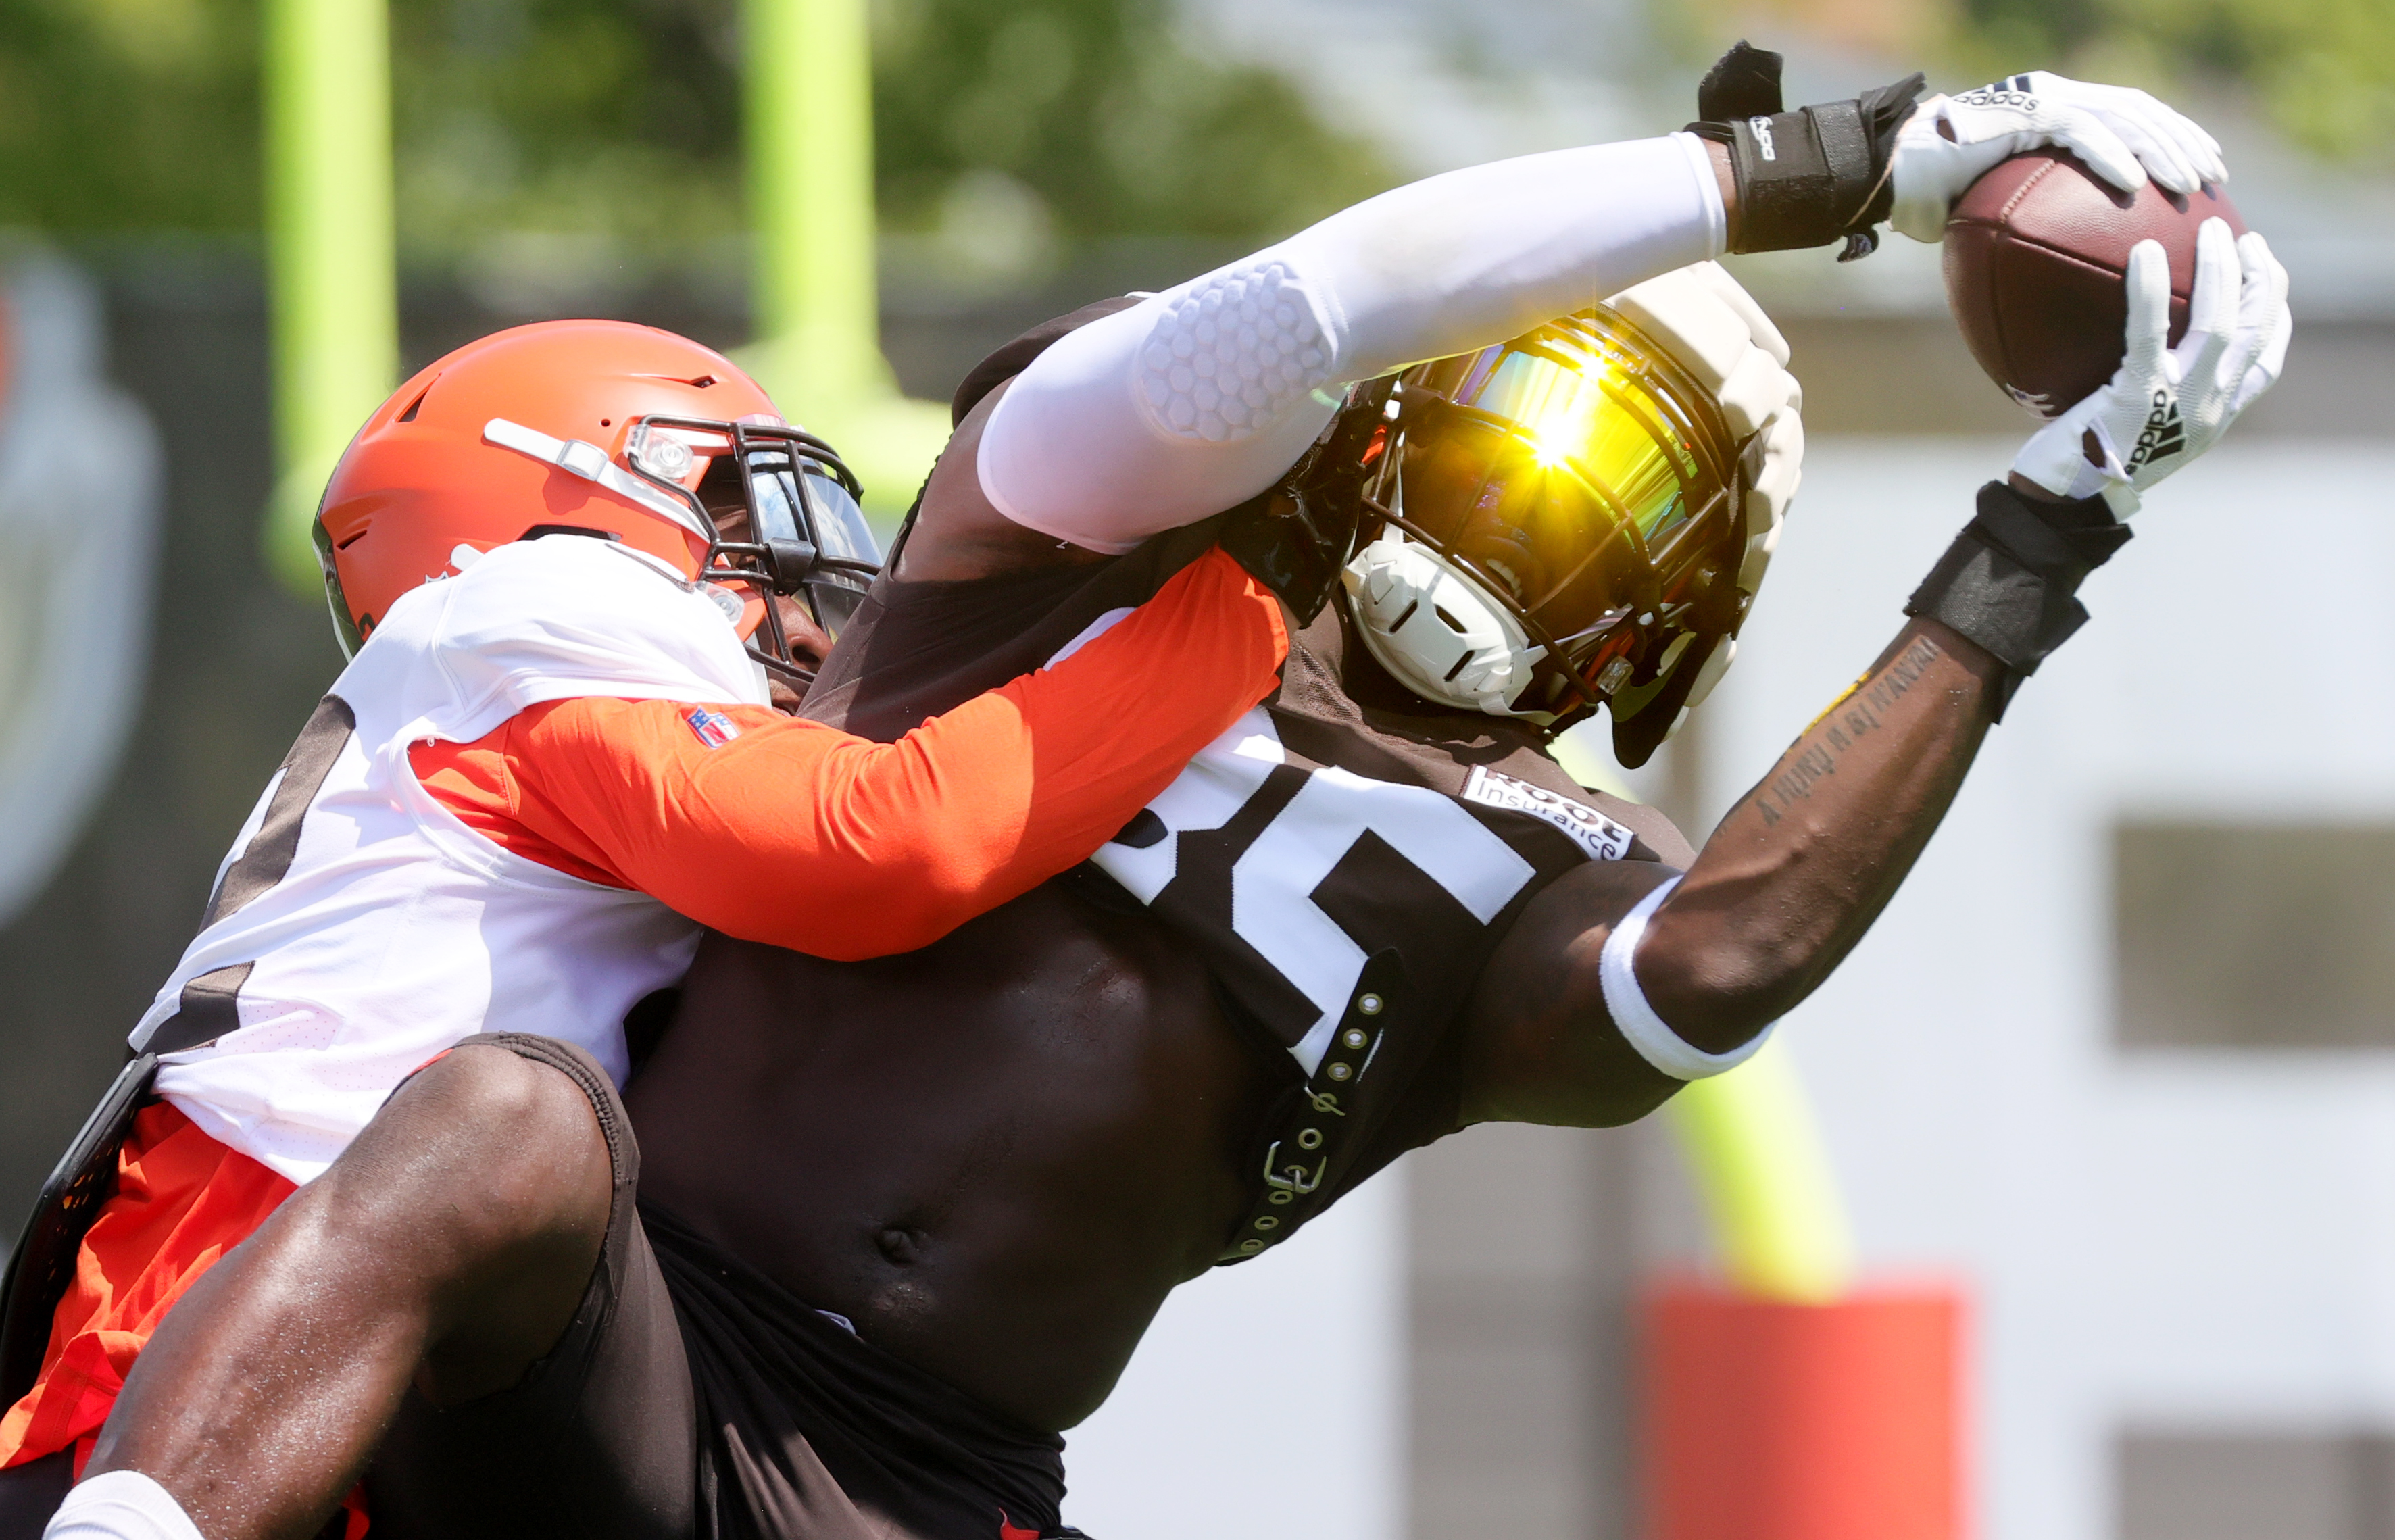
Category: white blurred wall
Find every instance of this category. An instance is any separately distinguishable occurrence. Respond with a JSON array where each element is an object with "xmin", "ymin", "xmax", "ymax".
[
  {"xmin": 1062, "ymin": 1168, "xmax": 1406, "ymax": 1539},
  {"xmin": 1710, "ymin": 437, "xmax": 2395, "ymax": 1540}
]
